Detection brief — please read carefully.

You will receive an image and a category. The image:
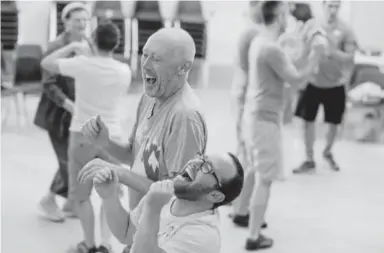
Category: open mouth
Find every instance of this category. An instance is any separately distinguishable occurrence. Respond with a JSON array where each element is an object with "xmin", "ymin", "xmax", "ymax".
[
  {"xmin": 181, "ymin": 171, "xmax": 193, "ymax": 182},
  {"xmin": 145, "ymin": 74, "xmax": 157, "ymax": 85}
]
